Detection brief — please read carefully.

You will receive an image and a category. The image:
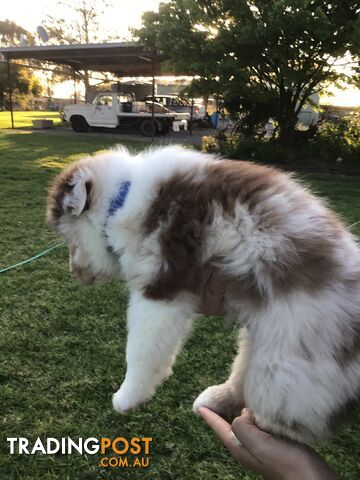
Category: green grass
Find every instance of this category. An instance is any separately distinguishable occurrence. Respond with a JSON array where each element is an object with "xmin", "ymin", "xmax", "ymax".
[
  {"xmin": 0, "ymin": 130, "xmax": 359, "ymax": 479},
  {"xmin": 0, "ymin": 111, "xmax": 62, "ymax": 129}
]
